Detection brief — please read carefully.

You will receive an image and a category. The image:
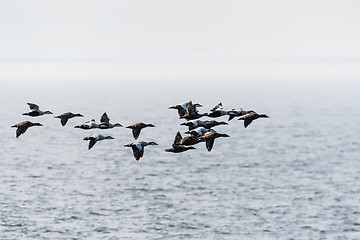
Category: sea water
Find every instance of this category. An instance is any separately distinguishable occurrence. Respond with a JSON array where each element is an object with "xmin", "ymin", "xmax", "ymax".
[{"xmin": 0, "ymin": 78, "xmax": 359, "ymax": 239}]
